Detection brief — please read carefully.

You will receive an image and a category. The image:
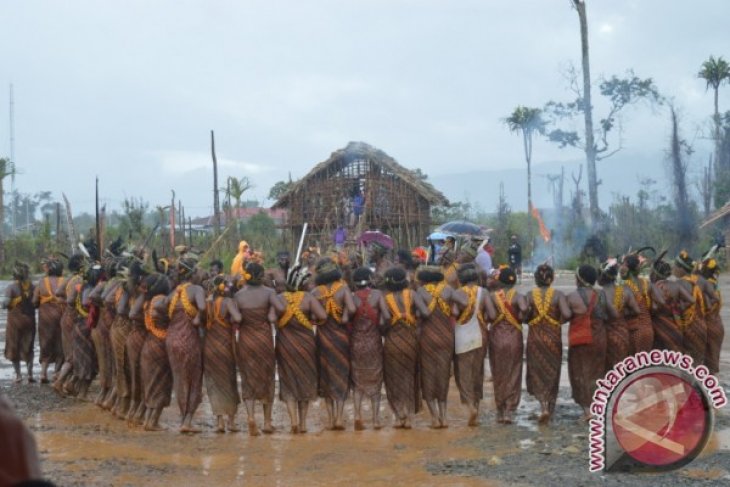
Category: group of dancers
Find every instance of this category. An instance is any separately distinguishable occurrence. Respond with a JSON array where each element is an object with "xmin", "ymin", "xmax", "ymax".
[{"xmin": 2, "ymin": 237, "xmax": 724, "ymax": 434}]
